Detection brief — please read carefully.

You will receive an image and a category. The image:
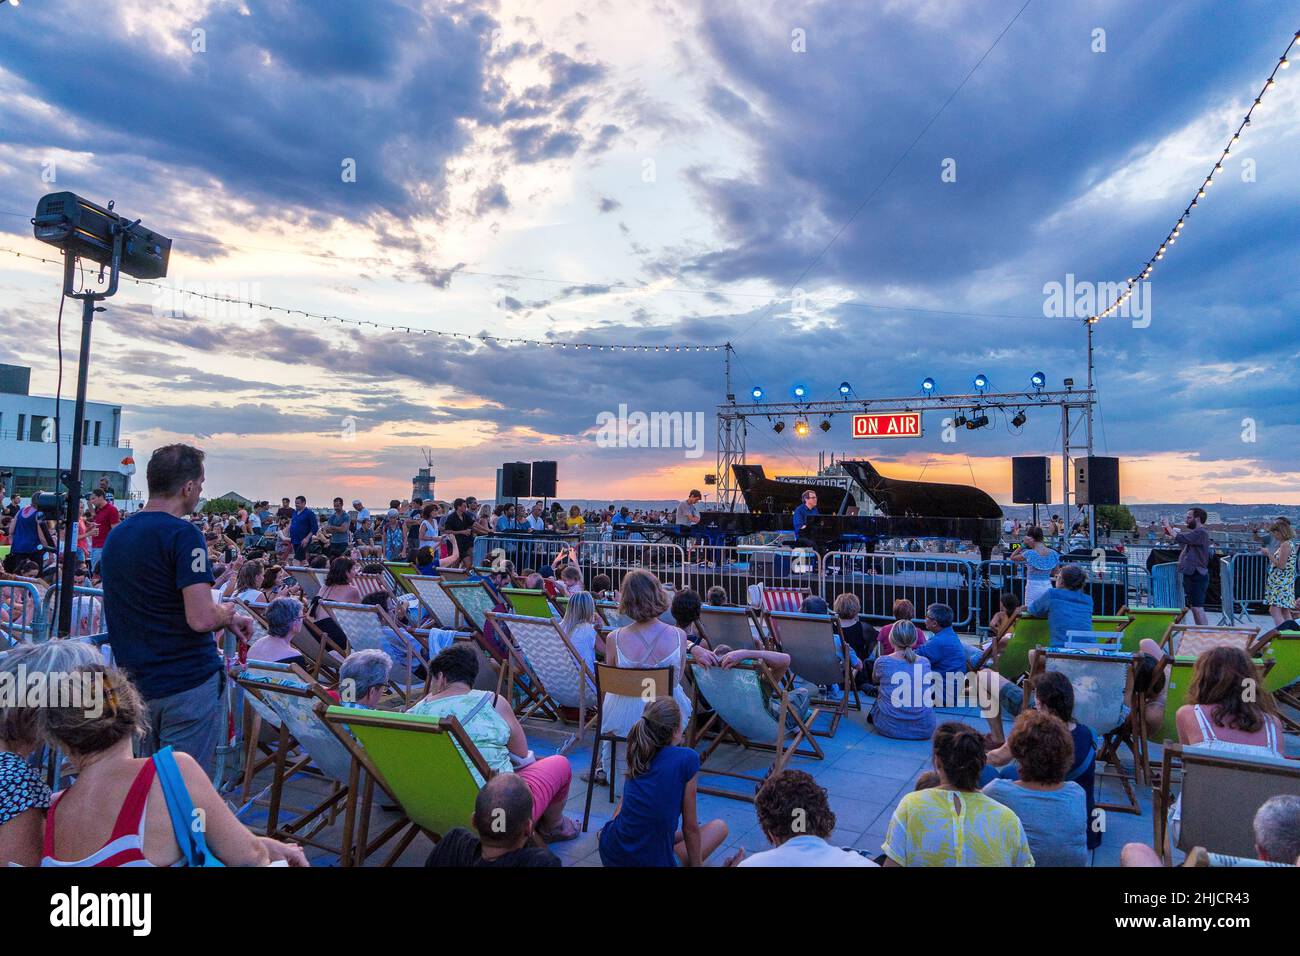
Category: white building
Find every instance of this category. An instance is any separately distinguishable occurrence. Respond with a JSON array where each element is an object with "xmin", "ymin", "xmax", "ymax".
[{"xmin": 0, "ymin": 364, "xmax": 131, "ymax": 502}]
